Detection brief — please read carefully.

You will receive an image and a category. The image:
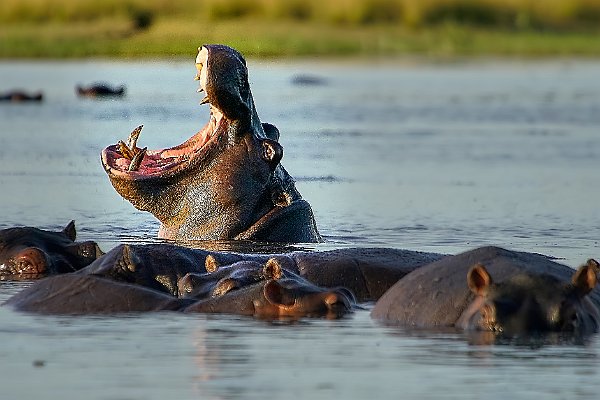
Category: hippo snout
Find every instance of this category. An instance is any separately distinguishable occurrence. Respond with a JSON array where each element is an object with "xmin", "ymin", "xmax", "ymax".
[
  {"xmin": 4, "ymin": 247, "xmax": 49, "ymax": 276},
  {"xmin": 323, "ymin": 291, "xmax": 353, "ymax": 316}
]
